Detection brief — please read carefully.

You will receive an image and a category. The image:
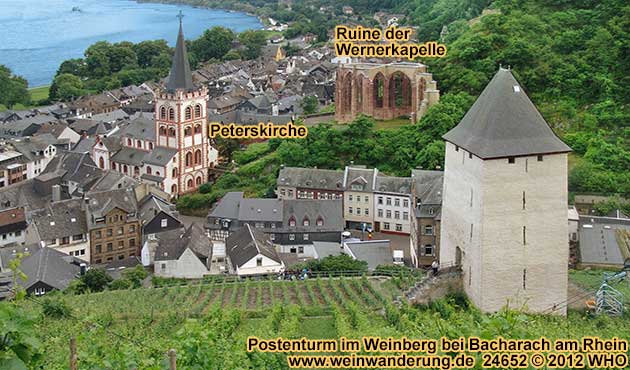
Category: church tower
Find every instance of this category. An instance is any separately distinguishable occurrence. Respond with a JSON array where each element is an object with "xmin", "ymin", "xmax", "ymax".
[
  {"xmin": 155, "ymin": 14, "xmax": 216, "ymax": 195},
  {"xmin": 439, "ymin": 67, "xmax": 572, "ymax": 314}
]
